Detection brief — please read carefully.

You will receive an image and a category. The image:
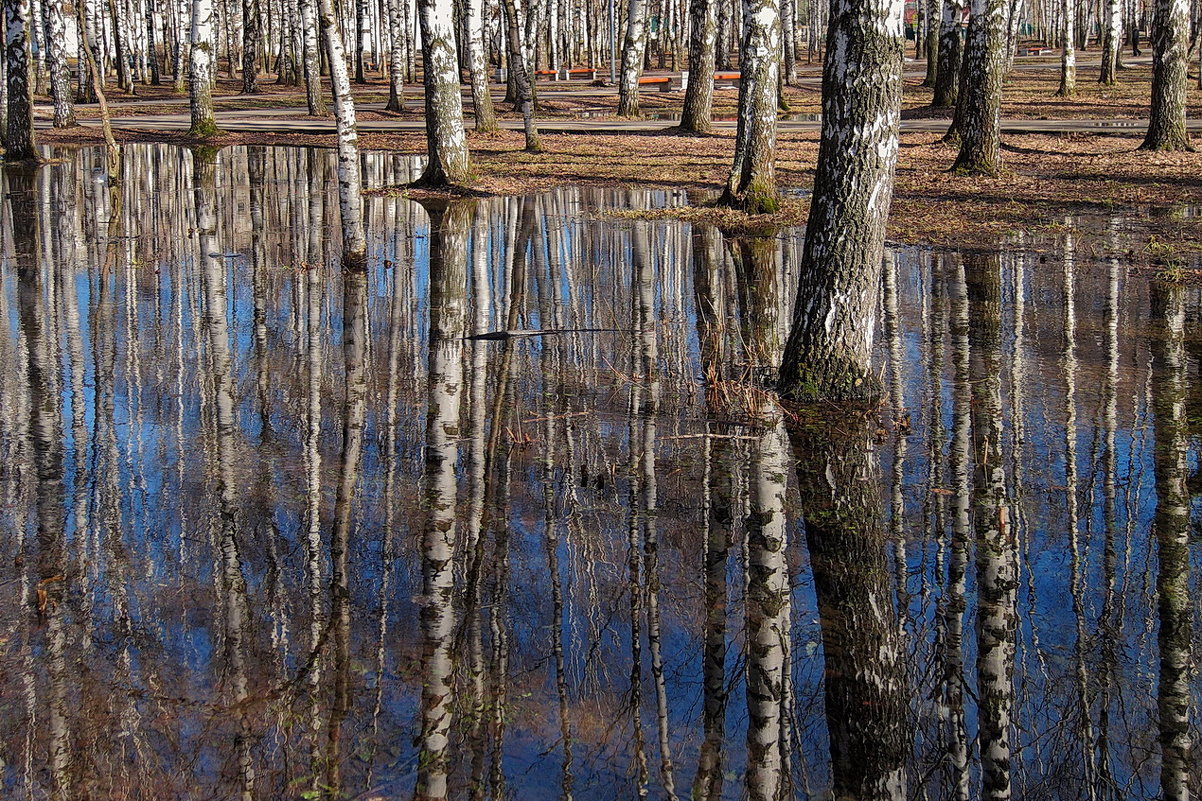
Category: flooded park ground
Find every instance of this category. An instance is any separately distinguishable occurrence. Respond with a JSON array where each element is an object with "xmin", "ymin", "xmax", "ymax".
[{"xmin": 1, "ymin": 143, "xmax": 1200, "ymax": 799}]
